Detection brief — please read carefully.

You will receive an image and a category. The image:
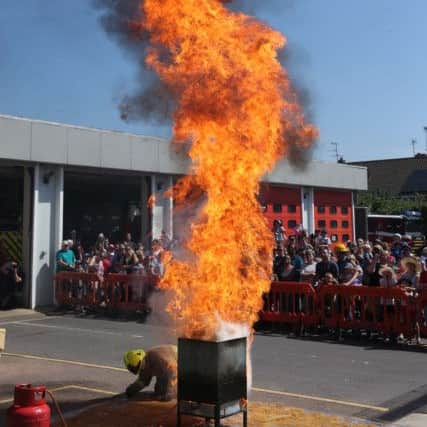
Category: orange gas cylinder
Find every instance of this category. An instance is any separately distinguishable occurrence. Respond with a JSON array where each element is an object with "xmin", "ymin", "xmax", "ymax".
[{"xmin": 7, "ymin": 384, "xmax": 51, "ymax": 427}]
